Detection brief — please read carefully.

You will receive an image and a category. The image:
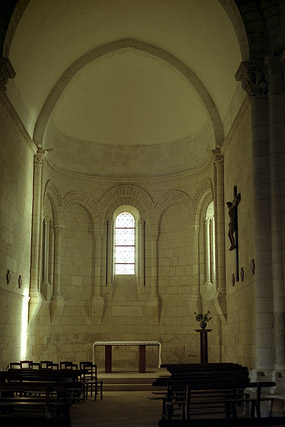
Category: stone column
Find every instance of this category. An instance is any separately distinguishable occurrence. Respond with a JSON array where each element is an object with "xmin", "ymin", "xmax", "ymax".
[
  {"xmin": 190, "ymin": 223, "xmax": 202, "ymax": 314},
  {"xmin": 29, "ymin": 150, "xmax": 45, "ymax": 322},
  {"xmin": 236, "ymin": 60, "xmax": 274, "ymax": 376},
  {"xmin": 92, "ymin": 229, "xmax": 104, "ymax": 323},
  {"xmin": 150, "ymin": 231, "xmax": 159, "ymax": 298},
  {"xmin": 204, "ymin": 219, "xmax": 211, "ymax": 284},
  {"xmin": 266, "ymin": 54, "xmax": 285, "ymax": 380},
  {"xmin": 42, "ymin": 217, "xmax": 50, "ymax": 286},
  {"xmin": 49, "ymin": 225, "xmax": 64, "ymax": 323},
  {"xmin": 106, "ymin": 220, "xmax": 113, "ymax": 286},
  {"xmin": 212, "ymin": 150, "xmax": 227, "ymax": 321},
  {"xmin": 210, "ymin": 218, "xmax": 216, "ymax": 284},
  {"xmin": 148, "ymin": 230, "xmax": 160, "ymax": 323},
  {"xmin": 52, "ymin": 226, "xmax": 63, "ymax": 297},
  {"xmin": 49, "ymin": 227, "xmax": 54, "ymax": 287},
  {"xmin": 138, "ymin": 220, "xmax": 145, "ymax": 288}
]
